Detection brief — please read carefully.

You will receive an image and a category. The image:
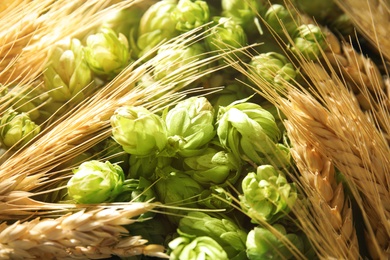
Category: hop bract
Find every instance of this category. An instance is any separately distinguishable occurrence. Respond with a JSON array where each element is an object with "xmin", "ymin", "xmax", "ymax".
[
  {"xmin": 240, "ymin": 165, "xmax": 297, "ymax": 224},
  {"xmin": 164, "ymin": 97, "xmax": 216, "ymax": 157},
  {"xmin": 0, "ymin": 109, "xmax": 40, "ymax": 150},
  {"xmin": 110, "ymin": 106, "xmax": 168, "ymax": 157},
  {"xmin": 264, "ymin": 4, "xmax": 298, "ymax": 36},
  {"xmin": 84, "ymin": 27, "xmax": 130, "ymax": 78},
  {"xmin": 67, "ymin": 160, "xmax": 125, "ymax": 204},
  {"xmin": 171, "ymin": 0, "xmax": 210, "ymax": 32},
  {"xmin": 178, "ymin": 211, "xmax": 248, "ymax": 259},
  {"xmin": 249, "ymin": 52, "xmax": 297, "ymax": 91},
  {"xmin": 217, "ymin": 100, "xmax": 290, "ymax": 167},
  {"xmin": 169, "ymin": 236, "xmax": 228, "ymax": 260},
  {"xmin": 246, "ymin": 224, "xmax": 304, "ymax": 259},
  {"xmin": 44, "ymin": 38, "xmax": 93, "ymax": 103}
]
